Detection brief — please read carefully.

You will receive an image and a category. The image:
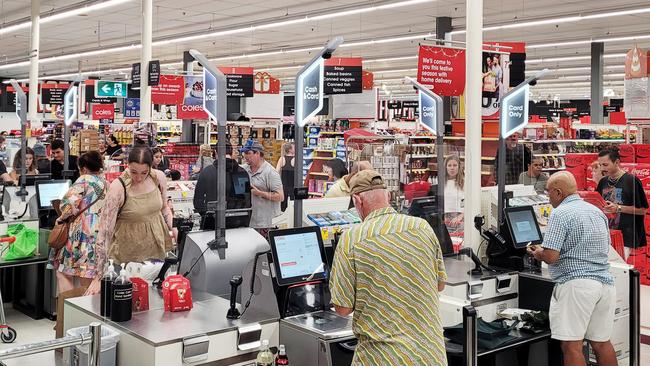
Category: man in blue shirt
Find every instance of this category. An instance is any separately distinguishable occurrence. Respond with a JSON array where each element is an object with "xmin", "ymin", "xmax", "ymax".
[{"xmin": 529, "ymin": 171, "xmax": 617, "ymax": 366}]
